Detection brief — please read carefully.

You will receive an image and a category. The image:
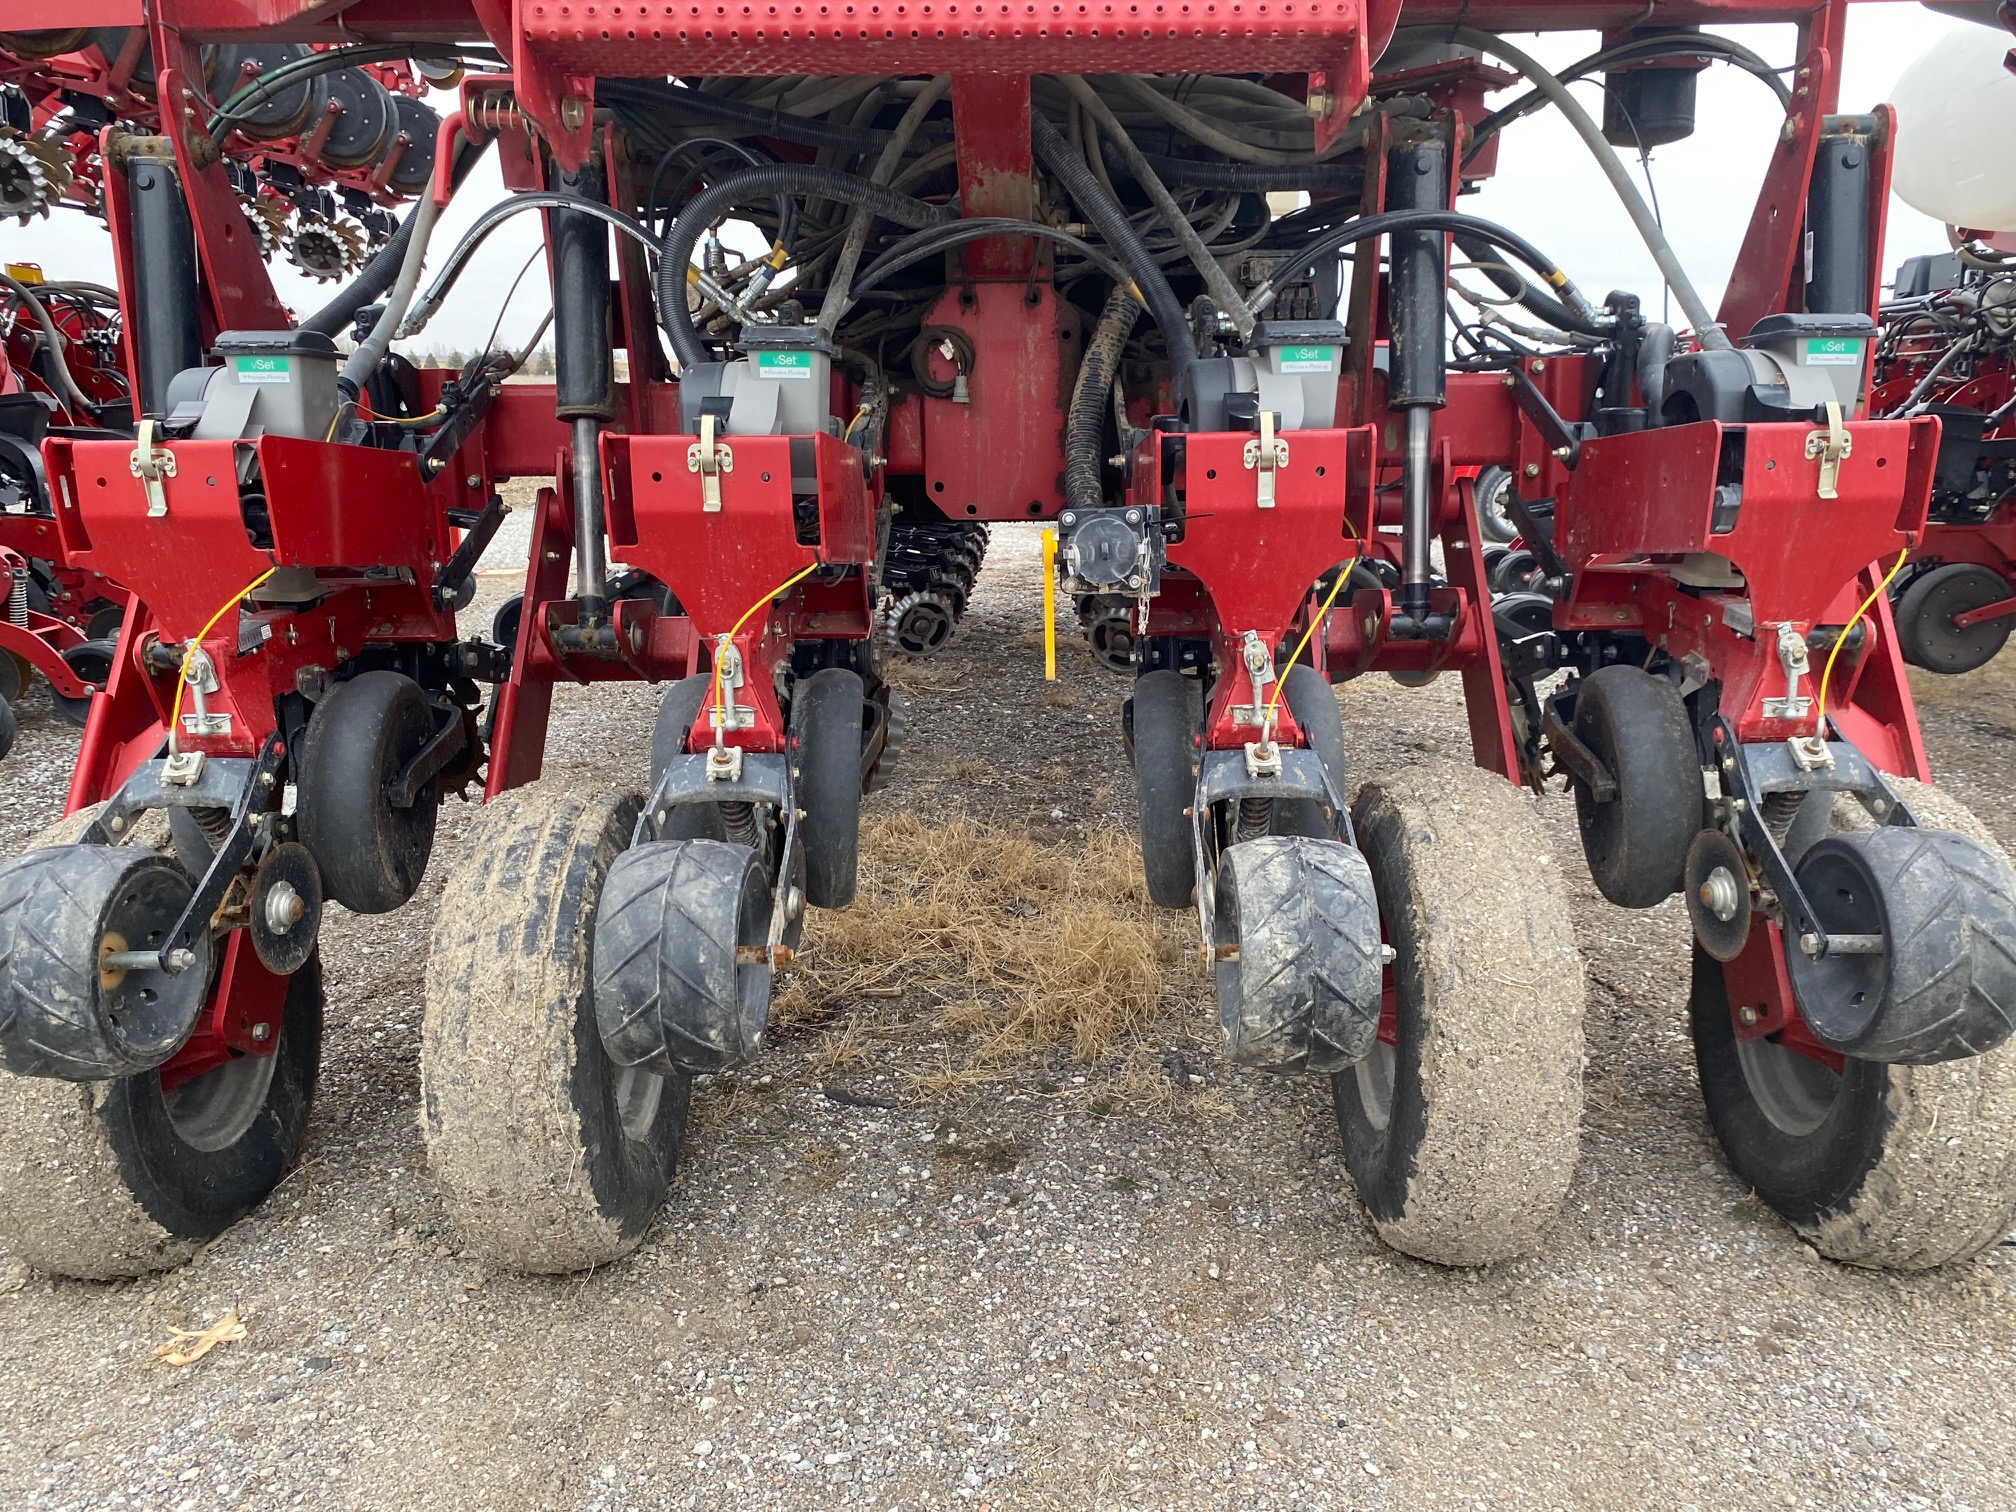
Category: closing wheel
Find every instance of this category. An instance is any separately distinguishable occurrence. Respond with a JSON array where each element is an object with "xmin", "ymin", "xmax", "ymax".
[
  {"xmin": 792, "ymin": 667, "xmax": 865, "ymax": 908},
  {"xmin": 1695, "ymin": 777, "xmax": 2016, "ymax": 1268},
  {"xmin": 1213, "ymin": 836, "xmax": 1380, "ymax": 1072},
  {"xmin": 0, "ymin": 842, "xmax": 214, "ymax": 1079},
  {"xmin": 52, "ymin": 637, "xmax": 115, "ymax": 727},
  {"xmin": 1333, "ymin": 764, "xmax": 1585, "ymax": 1264},
  {"xmin": 0, "ymin": 813, "xmax": 321, "ymax": 1278},
  {"xmin": 1893, "ymin": 563, "xmax": 2013, "ymax": 674},
  {"xmin": 297, "ymin": 671, "xmax": 440, "ymax": 914},
  {"xmin": 647, "ymin": 675, "xmax": 727, "ymax": 842},
  {"xmin": 594, "ymin": 839, "xmax": 772, "ymax": 1076},
  {"xmin": 1570, "ymin": 664, "xmax": 1700, "ymax": 908},
  {"xmin": 1785, "ymin": 826, "xmax": 2016, "ymax": 1062},
  {"xmin": 1270, "ymin": 664, "xmax": 1347, "ymax": 841},
  {"xmin": 0, "ymin": 694, "xmax": 13, "ymax": 762},
  {"xmin": 1131, "ymin": 670, "xmax": 1202, "ymax": 909},
  {"xmin": 423, "ymin": 785, "xmax": 687, "ymax": 1274}
]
